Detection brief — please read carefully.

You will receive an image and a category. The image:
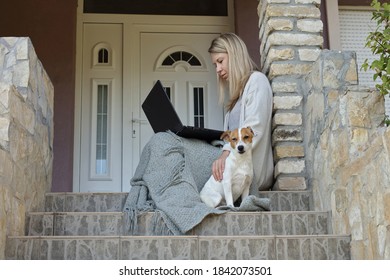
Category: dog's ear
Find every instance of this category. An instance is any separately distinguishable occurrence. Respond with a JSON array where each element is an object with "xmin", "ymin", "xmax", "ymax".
[
  {"xmin": 220, "ymin": 130, "xmax": 231, "ymax": 141},
  {"xmin": 246, "ymin": 126, "xmax": 257, "ymax": 137},
  {"xmin": 246, "ymin": 126, "xmax": 255, "ymax": 136}
]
